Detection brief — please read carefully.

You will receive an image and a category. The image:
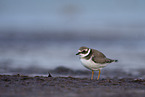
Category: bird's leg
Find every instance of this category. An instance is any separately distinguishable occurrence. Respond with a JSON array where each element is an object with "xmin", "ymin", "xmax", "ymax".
[
  {"xmin": 97, "ymin": 69, "xmax": 101, "ymax": 80},
  {"xmin": 91, "ymin": 70, "xmax": 94, "ymax": 80}
]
